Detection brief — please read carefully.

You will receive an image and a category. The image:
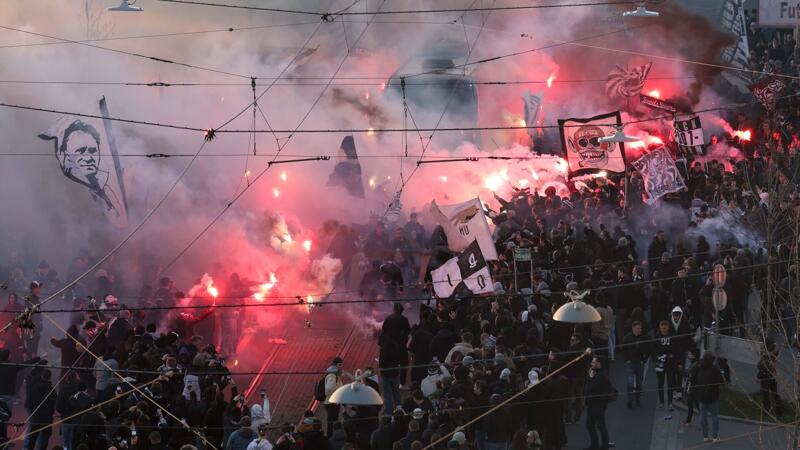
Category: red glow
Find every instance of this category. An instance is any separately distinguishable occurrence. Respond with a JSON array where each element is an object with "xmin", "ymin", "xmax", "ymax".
[
  {"xmin": 303, "ymin": 240, "xmax": 312, "ymax": 252},
  {"xmin": 273, "ymin": 188, "xmax": 280, "ymax": 197},
  {"xmin": 647, "ymin": 135, "xmax": 664, "ymax": 145},
  {"xmin": 733, "ymin": 129, "xmax": 752, "ymax": 141},
  {"xmin": 546, "ymin": 74, "xmax": 556, "ymax": 88},
  {"xmin": 253, "ymin": 273, "xmax": 279, "ymax": 302},
  {"xmin": 648, "ymin": 89, "xmax": 660, "ymax": 99}
]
